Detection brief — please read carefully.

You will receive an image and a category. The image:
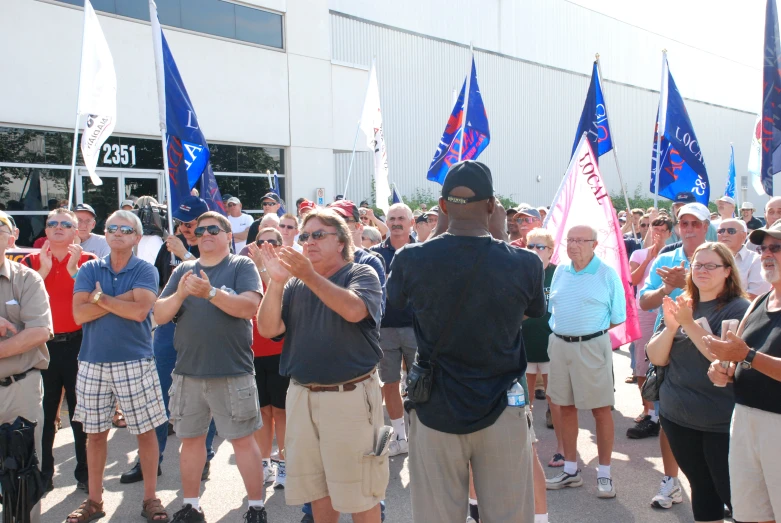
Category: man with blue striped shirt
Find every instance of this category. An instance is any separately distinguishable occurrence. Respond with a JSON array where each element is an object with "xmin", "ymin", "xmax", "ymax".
[{"xmin": 545, "ymin": 225, "xmax": 626, "ymax": 499}]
